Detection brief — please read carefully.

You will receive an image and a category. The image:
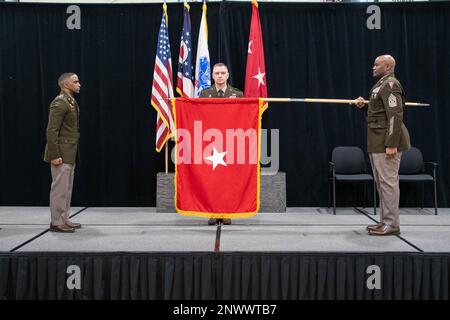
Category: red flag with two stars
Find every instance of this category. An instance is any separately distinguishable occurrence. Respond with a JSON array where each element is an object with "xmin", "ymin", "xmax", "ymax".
[
  {"xmin": 244, "ymin": 0, "xmax": 267, "ymax": 100},
  {"xmin": 173, "ymin": 98, "xmax": 266, "ymax": 218}
]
